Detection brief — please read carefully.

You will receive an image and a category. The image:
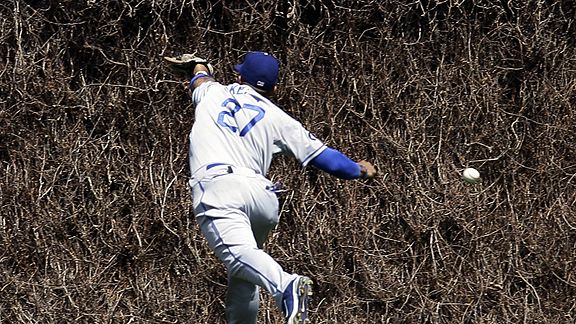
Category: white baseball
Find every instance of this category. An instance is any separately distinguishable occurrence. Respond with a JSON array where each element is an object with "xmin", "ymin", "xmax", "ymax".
[{"xmin": 462, "ymin": 167, "xmax": 481, "ymax": 184}]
